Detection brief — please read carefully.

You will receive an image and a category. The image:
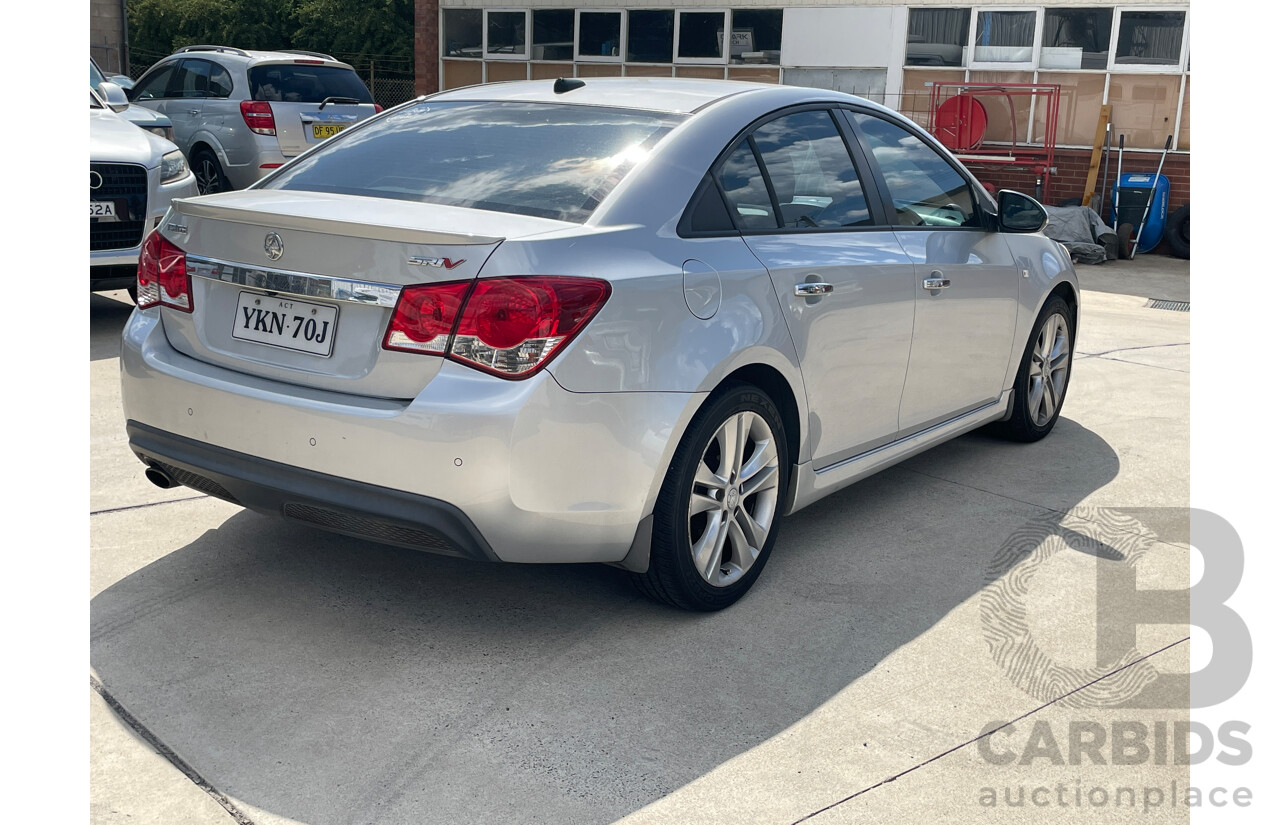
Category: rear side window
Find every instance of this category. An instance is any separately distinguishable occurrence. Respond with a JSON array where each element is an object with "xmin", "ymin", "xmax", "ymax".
[
  {"xmin": 266, "ymin": 101, "xmax": 682, "ymax": 222},
  {"xmin": 174, "ymin": 59, "xmax": 233, "ymax": 98},
  {"xmin": 131, "ymin": 64, "xmax": 175, "ymax": 101},
  {"xmin": 248, "ymin": 64, "xmax": 374, "ymax": 103},
  {"xmin": 752, "ymin": 110, "xmax": 873, "ymax": 229},
  {"xmin": 717, "ymin": 142, "xmax": 775, "ymax": 230}
]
